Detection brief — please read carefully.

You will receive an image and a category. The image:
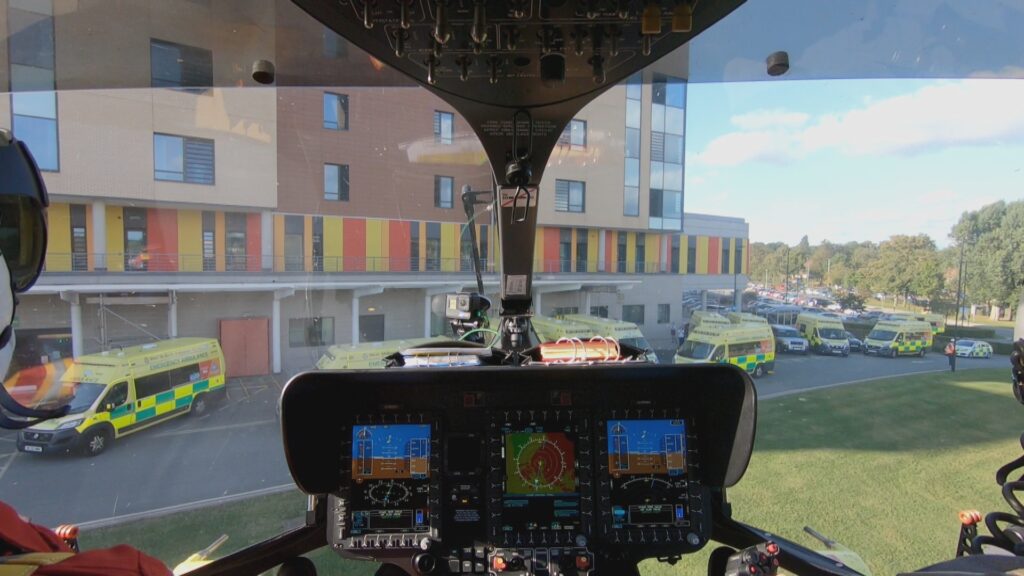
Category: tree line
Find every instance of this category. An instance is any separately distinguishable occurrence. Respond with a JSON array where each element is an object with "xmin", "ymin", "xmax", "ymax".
[{"xmin": 748, "ymin": 199, "xmax": 1024, "ymax": 315}]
